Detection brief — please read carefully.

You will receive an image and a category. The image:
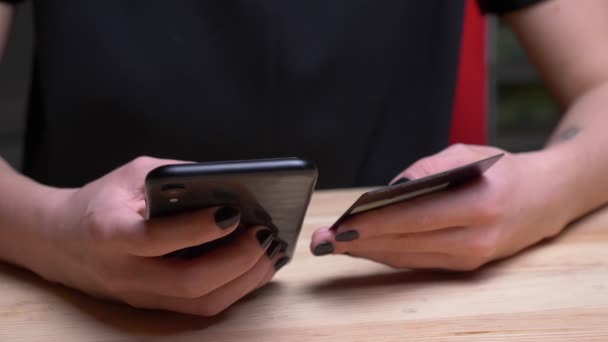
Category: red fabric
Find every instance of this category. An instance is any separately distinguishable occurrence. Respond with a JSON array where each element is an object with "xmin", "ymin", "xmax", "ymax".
[{"xmin": 450, "ymin": 0, "xmax": 488, "ymax": 145}]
